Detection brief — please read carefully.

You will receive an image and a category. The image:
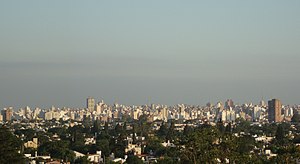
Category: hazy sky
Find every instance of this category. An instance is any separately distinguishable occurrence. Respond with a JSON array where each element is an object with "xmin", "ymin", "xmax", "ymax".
[{"xmin": 0, "ymin": 1, "xmax": 300, "ymax": 109}]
